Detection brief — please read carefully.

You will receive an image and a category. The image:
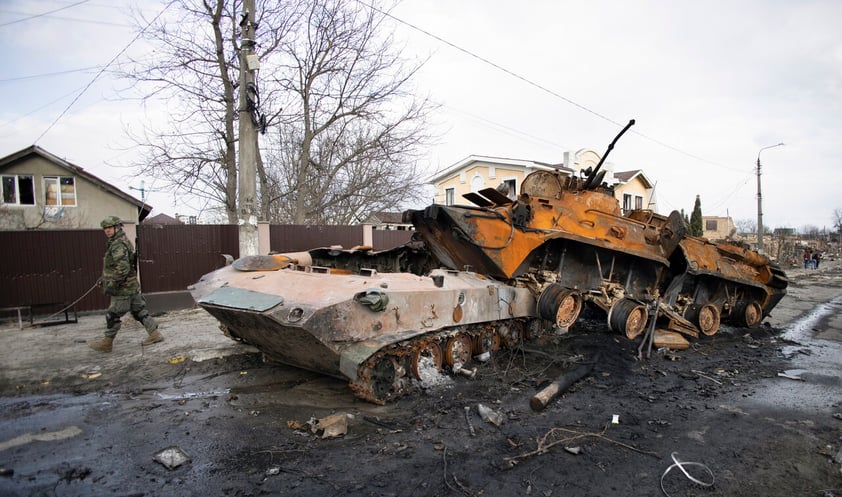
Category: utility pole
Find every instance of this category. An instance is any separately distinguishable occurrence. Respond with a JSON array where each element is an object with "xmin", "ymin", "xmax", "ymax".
[
  {"xmin": 238, "ymin": 0, "xmax": 259, "ymax": 256},
  {"xmin": 756, "ymin": 143, "xmax": 784, "ymax": 253}
]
